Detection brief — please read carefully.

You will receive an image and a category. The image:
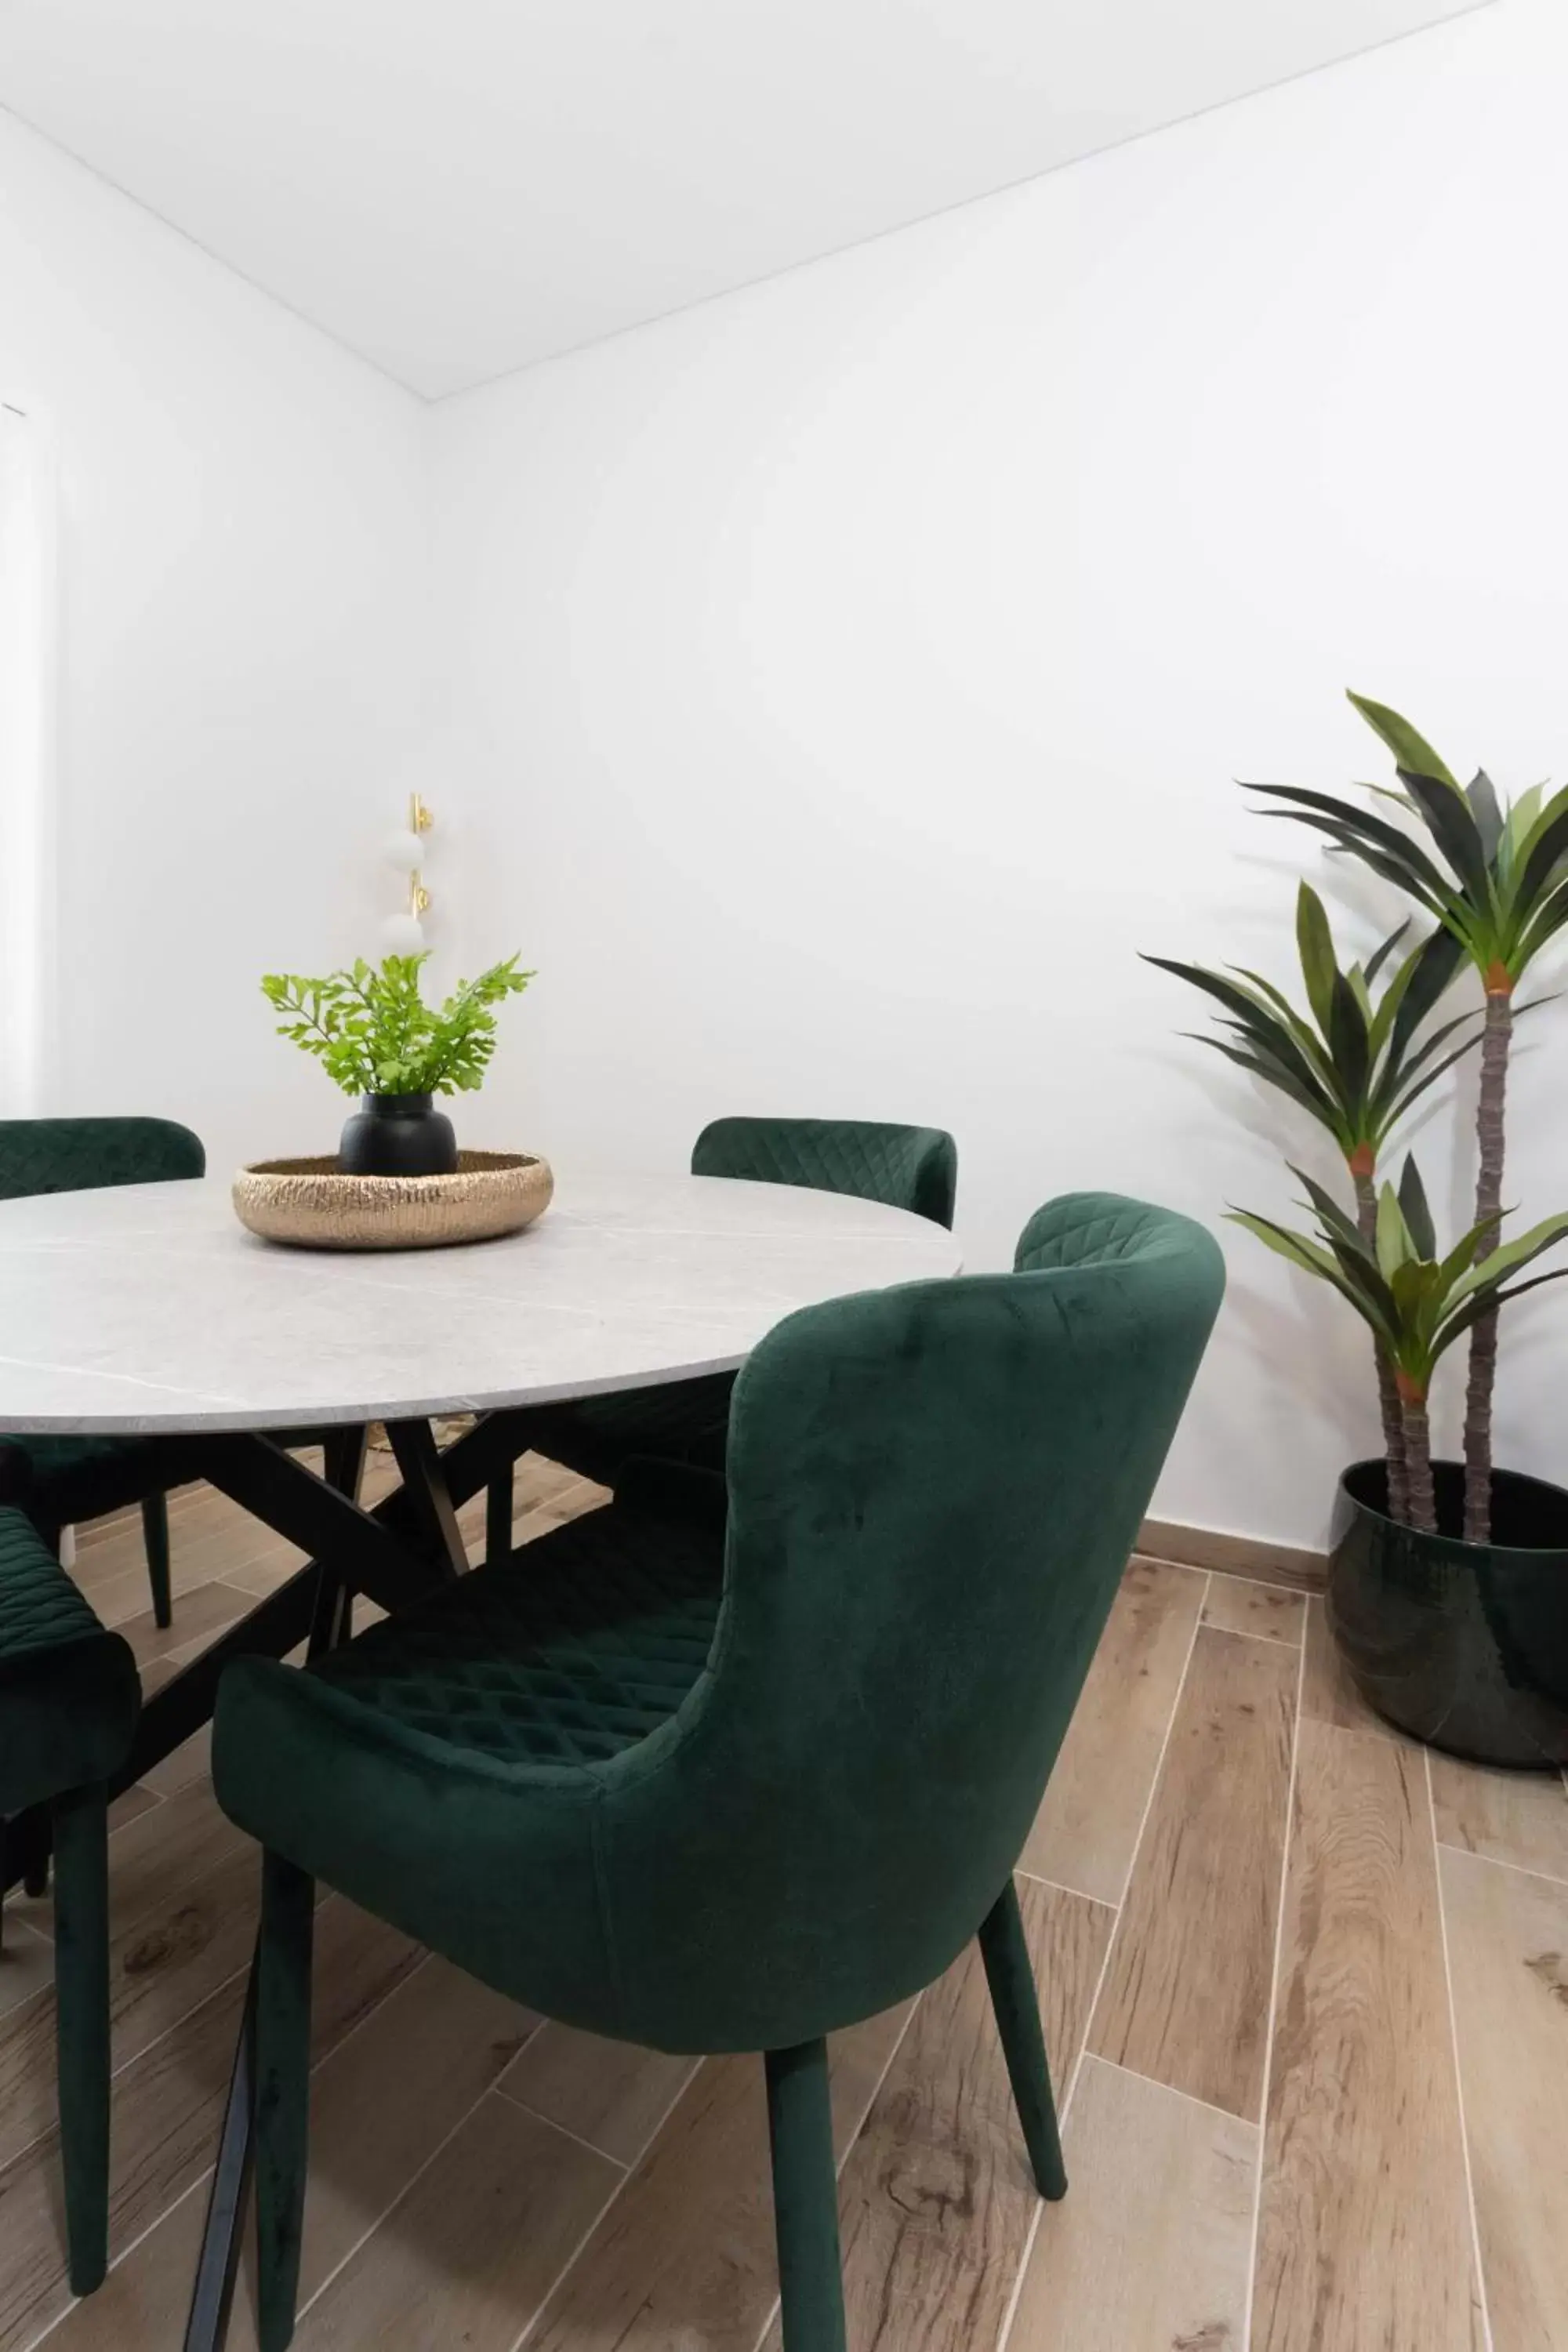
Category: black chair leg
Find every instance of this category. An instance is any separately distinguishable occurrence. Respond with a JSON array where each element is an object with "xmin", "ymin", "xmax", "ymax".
[
  {"xmin": 764, "ymin": 2039, "xmax": 847, "ymax": 2352},
  {"xmin": 254, "ymin": 1851, "xmax": 315, "ymax": 2352},
  {"xmin": 978, "ymin": 1878, "xmax": 1067, "ymax": 2200},
  {"xmin": 486, "ymin": 1466, "xmax": 514, "ymax": 1567},
  {"xmin": 141, "ymin": 1493, "xmax": 173, "ymax": 1630},
  {"xmin": 52, "ymin": 1782, "xmax": 111, "ymax": 2293}
]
